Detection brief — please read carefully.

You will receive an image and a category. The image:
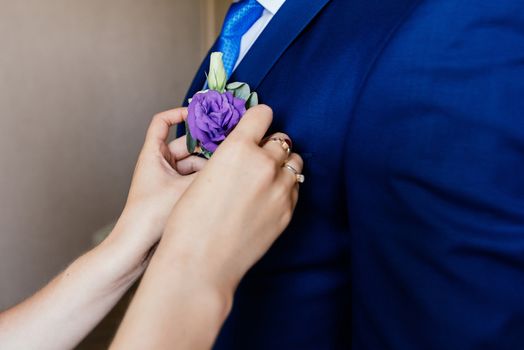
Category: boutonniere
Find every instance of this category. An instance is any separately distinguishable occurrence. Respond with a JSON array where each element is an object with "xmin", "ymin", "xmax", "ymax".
[{"xmin": 185, "ymin": 52, "xmax": 259, "ymax": 158}]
